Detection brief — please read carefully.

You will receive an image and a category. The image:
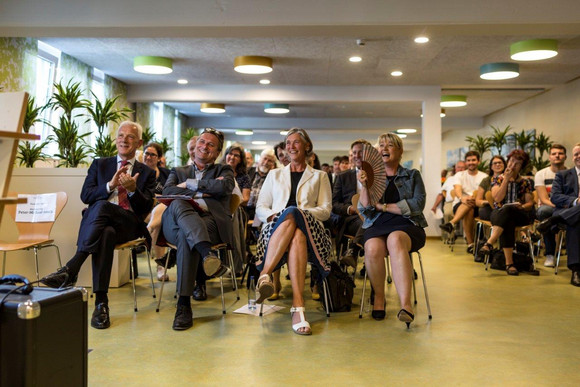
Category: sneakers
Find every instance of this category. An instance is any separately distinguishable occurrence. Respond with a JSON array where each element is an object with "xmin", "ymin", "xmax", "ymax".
[
  {"xmin": 439, "ymin": 222, "xmax": 454, "ymax": 234},
  {"xmin": 157, "ymin": 265, "xmax": 169, "ymax": 281},
  {"xmin": 544, "ymin": 255, "xmax": 555, "ymax": 268},
  {"xmin": 340, "ymin": 248, "xmax": 357, "ymax": 268}
]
